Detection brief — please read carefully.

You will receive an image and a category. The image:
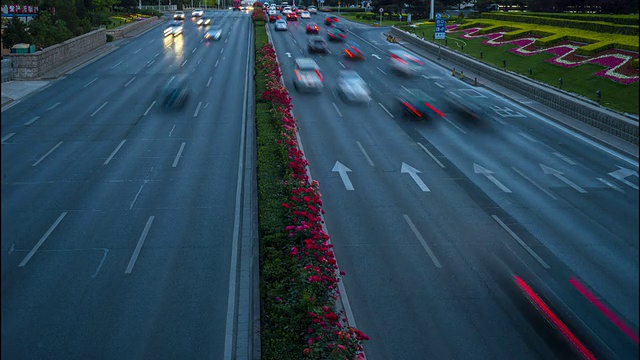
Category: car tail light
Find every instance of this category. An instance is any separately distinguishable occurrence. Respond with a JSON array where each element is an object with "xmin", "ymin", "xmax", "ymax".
[
  {"xmin": 294, "ymin": 69, "xmax": 301, "ymax": 81},
  {"xmin": 339, "ymin": 33, "xmax": 346, "ymax": 39},
  {"xmin": 315, "ymin": 70, "xmax": 323, "ymax": 82},
  {"xmin": 391, "ymin": 53, "xmax": 408, "ymax": 65},
  {"xmin": 403, "ymin": 101, "xmax": 423, "ymax": 117},
  {"xmin": 424, "ymin": 102, "xmax": 446, "ymax": 118},
  {"xmin": 345, "ymin": 49, "xmax": 353, "ymax": 57}
]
